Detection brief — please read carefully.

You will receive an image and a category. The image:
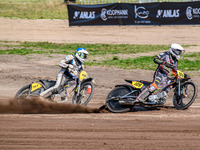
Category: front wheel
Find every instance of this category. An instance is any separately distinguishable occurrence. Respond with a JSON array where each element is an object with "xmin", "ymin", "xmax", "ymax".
[
  {"xmin": 173, "ymin": 81, "xmax": 197, "ymax": 110},
  {"xmin": 106, "ymin": 86, "xmax": 133, "ymax": 113},
  {"xmin": 72, "ymin": 82, "xmax": 94, "ymax": 105}
]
